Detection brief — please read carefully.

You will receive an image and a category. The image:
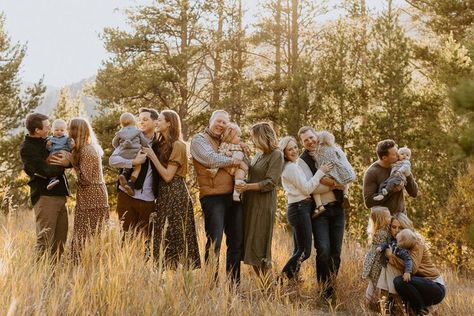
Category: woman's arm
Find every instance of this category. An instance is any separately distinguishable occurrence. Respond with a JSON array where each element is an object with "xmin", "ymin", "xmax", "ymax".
[
  {"xmin": 236, "ymin": 150, "xmax": 284, "ymax": 192},
  {"xmin": 142, "ymin": 146, "xmax": 178, "ymax": 183},
  {"xmin": 388, "ymin": 243, "xmax": 423, "ymax": 273},
  {"xmin": 284, "ymin": 162, "xmax": 332, "ymax": 195}
]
